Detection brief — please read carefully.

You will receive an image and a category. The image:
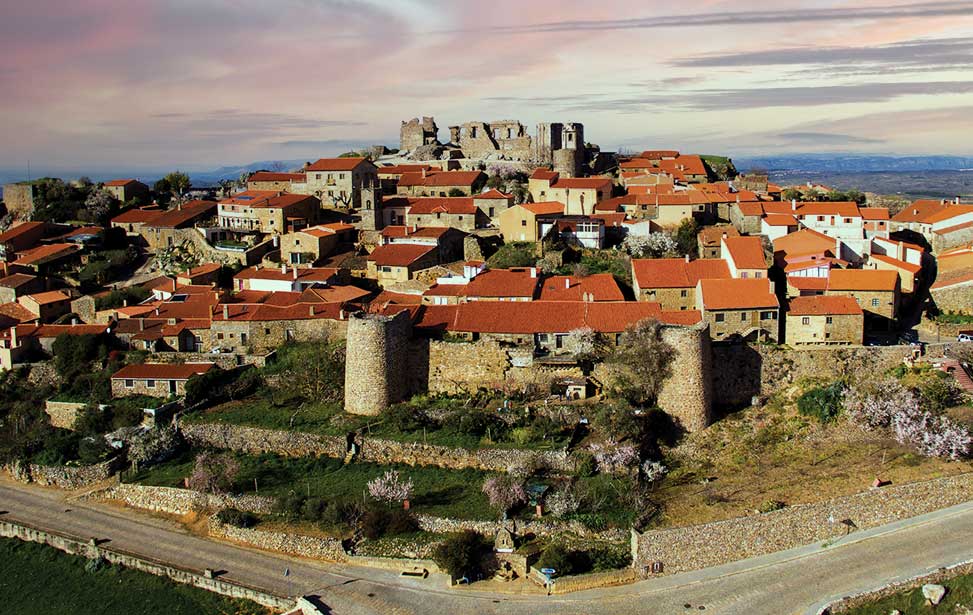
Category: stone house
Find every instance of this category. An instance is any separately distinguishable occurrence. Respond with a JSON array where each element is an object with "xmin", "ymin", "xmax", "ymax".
[
  {"xmin": 246, "ymin": 171, "xmax": 306, "ymax": 192},
  {"xmin": 473, "ymin": 189, "xmax": 514, "ymax": 224},
  {"xmin": 103, "ymin": 179, "xmax": 149, "ymax": 203},
  {"xmin": 461, "ymin": 267, "xmax": 540, "ymax": 302},
  {"xmin": 929, "ymin": 245, "xmax": 973, "ymax": 313},
  {"xmin": 381, "ymin": 226, "xmax": 466, "ymax": 264},
  {"xmin": 866, "ymin": 253, "xmax": 921, "ymax": 294},
  {"xmin": 217, "ymin": 191, "xmax": 319, "ymax": 235},
  {"xmin": 785, "ymin": 295, "xmax": 863, "ymax": 346},
  {"xmin": 376, "ymin": 164, "xmax": 439, "ymax": 193},
  {"xmin": 632, "ymin": 257, "xmax": 731, "ymax": 310},
  {"xmin": 0, "ymin": 221, "xmax": 48, "ymax": 261},
  {"xmin": 404, "ymin": 198, "xmax": 480, "ymax": 232},
  {"xmin": 396, "ymin": 170, "xmax": 486, "ymax": 198},
  {"xmin": 233, "ymin": 265, "xmax": 341, "ymax": 292},
  {"xmin": 0, "ymin": 323, "xmax": 109, "ymax": 371},
  {"xmin": 890, "ymin": 199, "xmax": 973, "ymax": 252},
  {"xmin": 538, "ymin": 215, "xmax": 606, "ymax": 249},
  {"xmin": 304, "ymin": 157, "xmax": 378, "ymax": 209},
  {"xmin": 697, "ymin": 225, "xmax": 739, "ymax": 259},
  {"xmin": 176, "ymin": 263, "xmax": 221, "ymax": 287},
  {"xmin": 498, "ymin": 202, "xmax": 564, "ymax": 243},
  {"xmin": 11, "ymin": 243, "xmax": 82, "ymax": 275},
  {"xmin": 366, "ymin": 244, "xmax": 440, "ymax": 285},
  {"xmin": 0, "ymin": 183, "xmax": 37, "ymax": 220},
  {"xmin": 722, "ymin": 236, "xmax": 767, "ymax": 279},
  {"xmin": 110, "ymin": 206, "xmax": 165, "ymax": 235},
  {"xmin": 279, "ymin": 225, "xmax": 348, "ymax": 265},
  {"xmin": 211, "ymin": 302, "xmax": 349, "ymax": 353},
  {"xmin": 18, "ymin": 290, "xmax": 72, "ymax": 323},
  {"xmin": 527, "ymin": 170, "xmax": 612, "ymax": 216},
  {"xmin": 110, "ymin": 362, "xmax": 215, "ymax": 397},
  {"xmin": 140, "ymin": 200, "xmax": 218, "ymax": 250},
  {"xmin": 697, "ymin": 278, "xmax": 780, "ymax": 342},
  {"xmin": 825, "ymin": 269, "xmax": 900, "ymax": 326},
  {"xmin": 0, "ymin": 272, "xmax": 43, "ymax": 303}
]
